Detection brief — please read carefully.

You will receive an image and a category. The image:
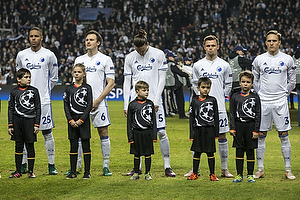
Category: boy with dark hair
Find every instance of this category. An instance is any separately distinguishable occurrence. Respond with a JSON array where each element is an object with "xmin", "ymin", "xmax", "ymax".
[
  {"xmin": 230, "ymin": 70, "xmax": 261, "ymax": 183},
  {"xmin": 187, "ymin": 77, "xmax": 219, "ymax": 181},
  {"xmin": 8, "ymin": 68, "xmax": 41, "ymax": 178},
  {"xmin": 127, "ymin": 81, "xmax": 157, "ymax": 180}
]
